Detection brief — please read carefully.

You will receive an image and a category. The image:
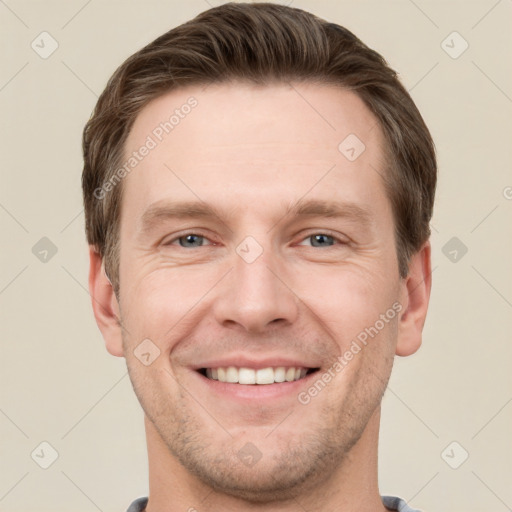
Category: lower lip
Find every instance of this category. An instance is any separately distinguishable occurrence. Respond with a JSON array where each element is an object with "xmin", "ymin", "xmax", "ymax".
[{"xmin": 193, "ymin": 370, "xmax": 318, "ymax": 403}]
